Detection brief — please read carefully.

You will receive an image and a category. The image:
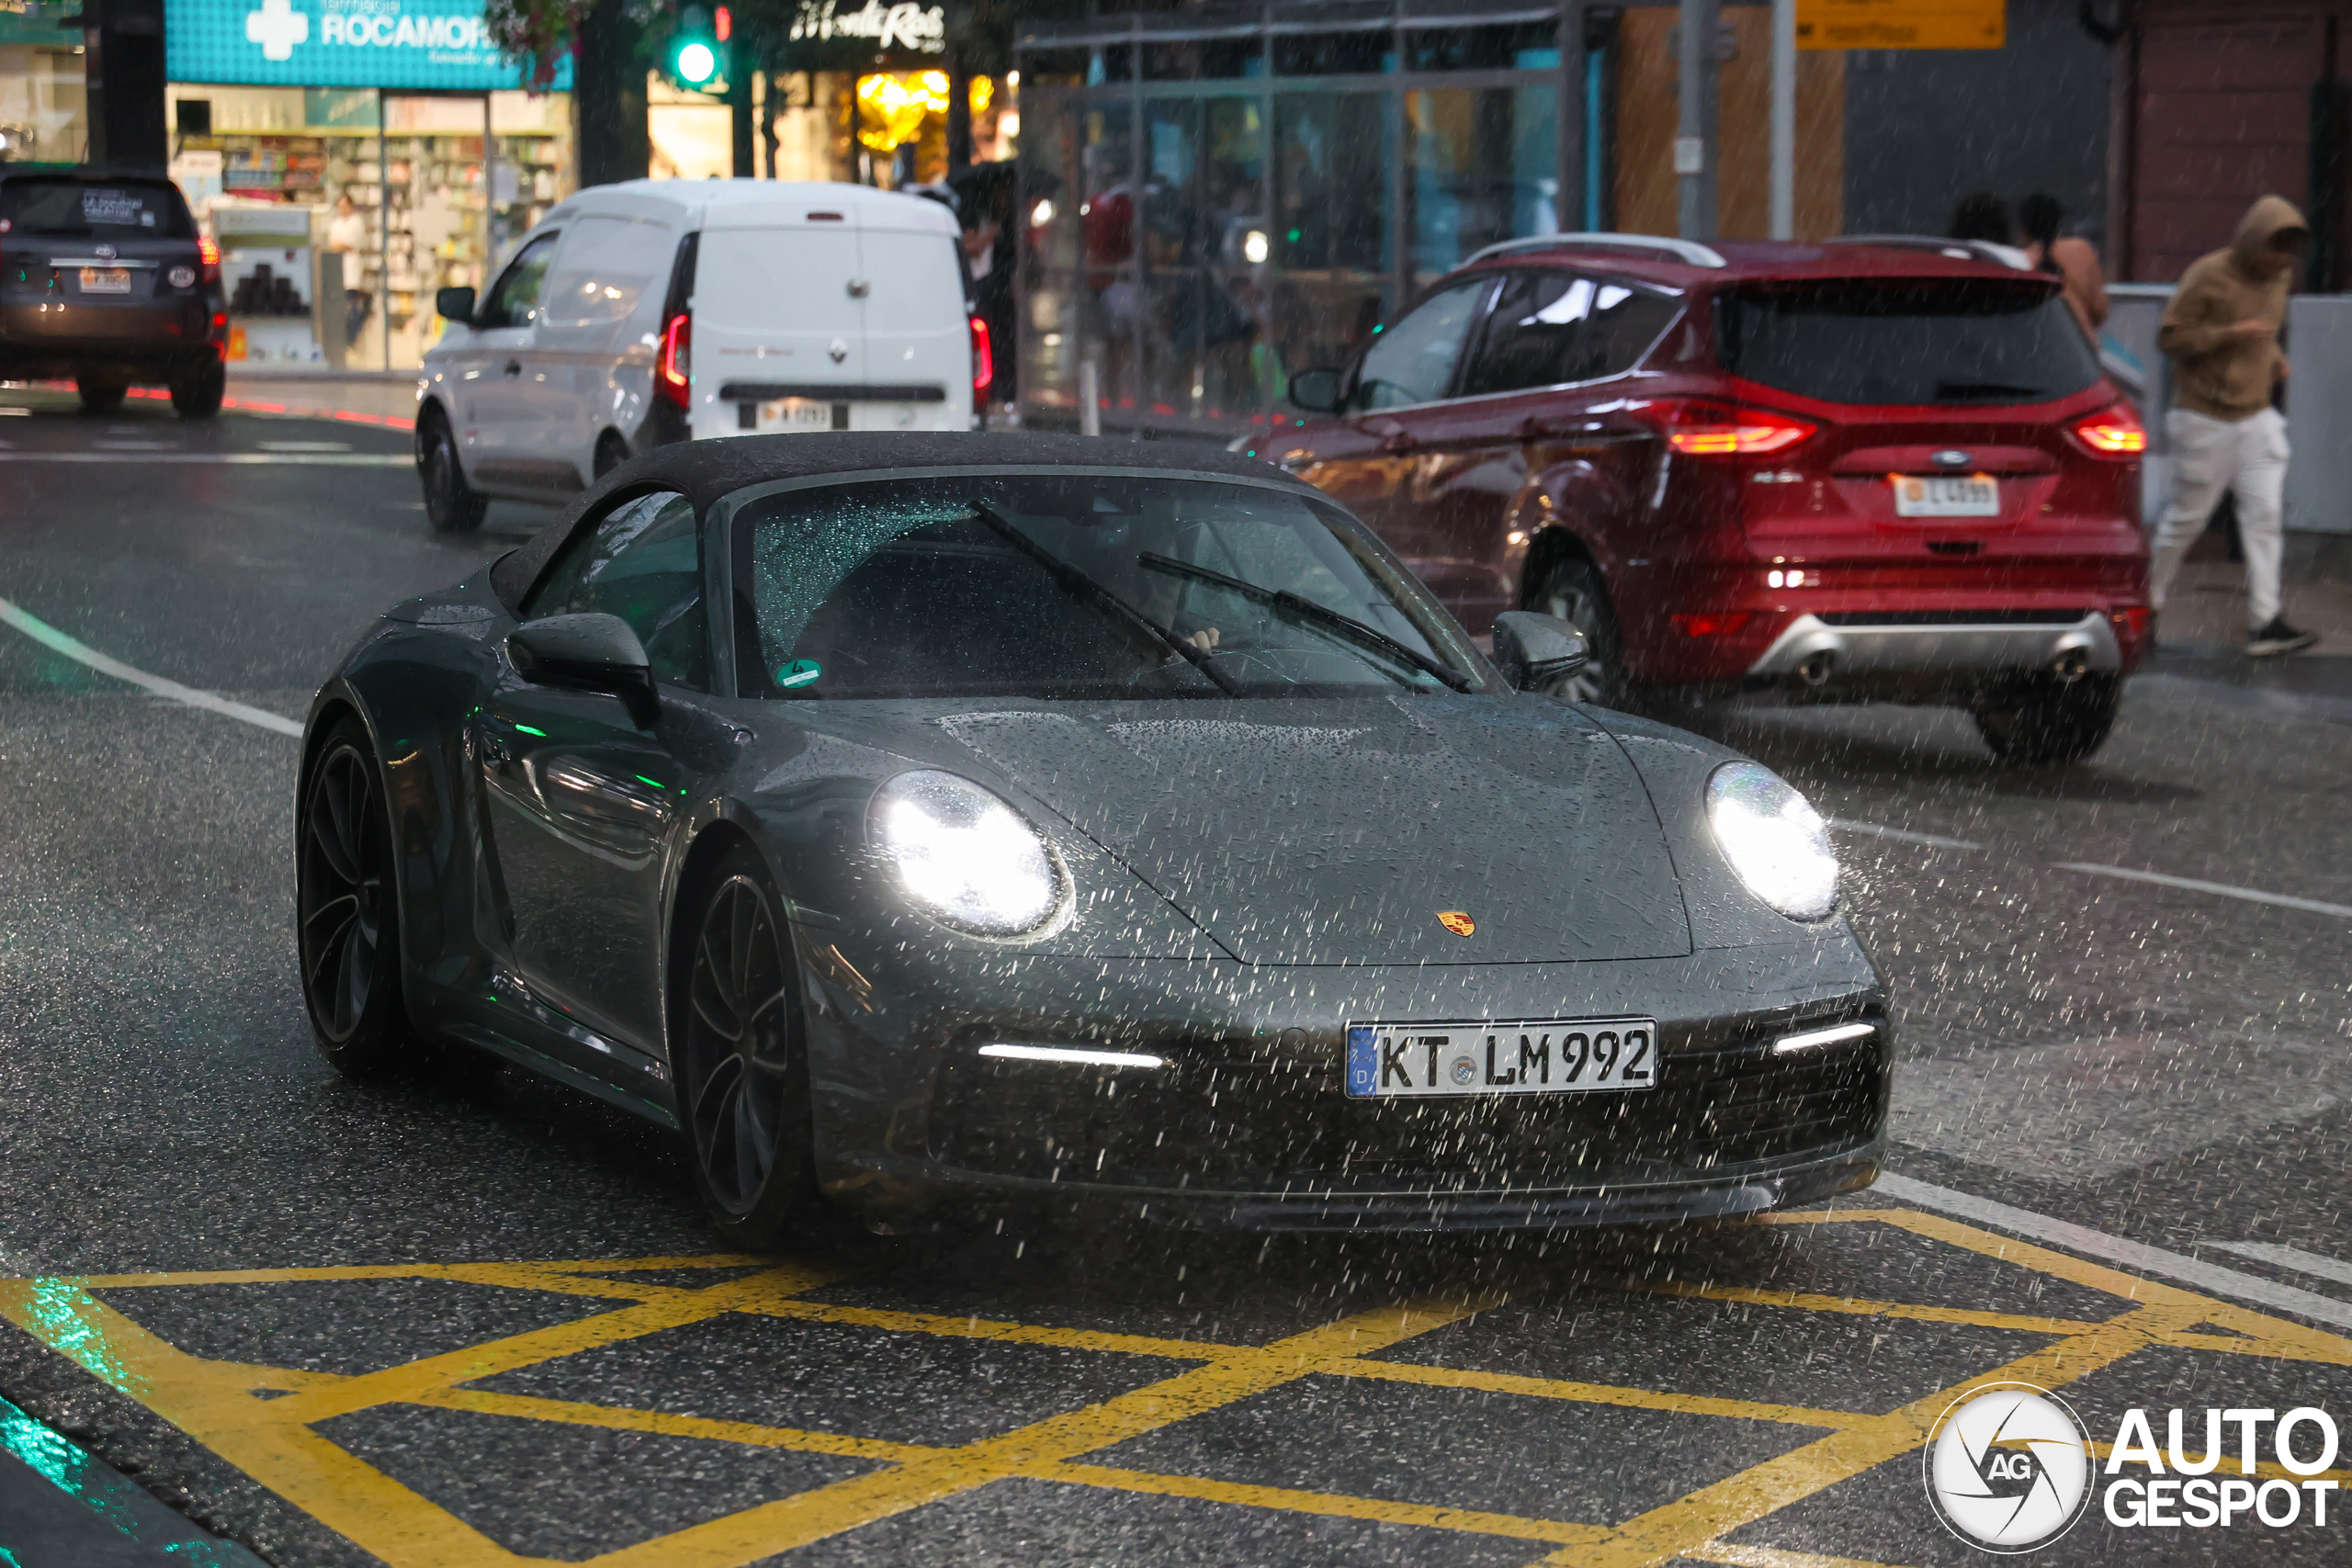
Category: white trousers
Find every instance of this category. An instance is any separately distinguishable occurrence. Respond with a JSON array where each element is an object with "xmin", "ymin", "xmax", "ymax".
[{"xmin": 2148, "ymin": 406, "xmax": 2289, "ymax": 631}]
